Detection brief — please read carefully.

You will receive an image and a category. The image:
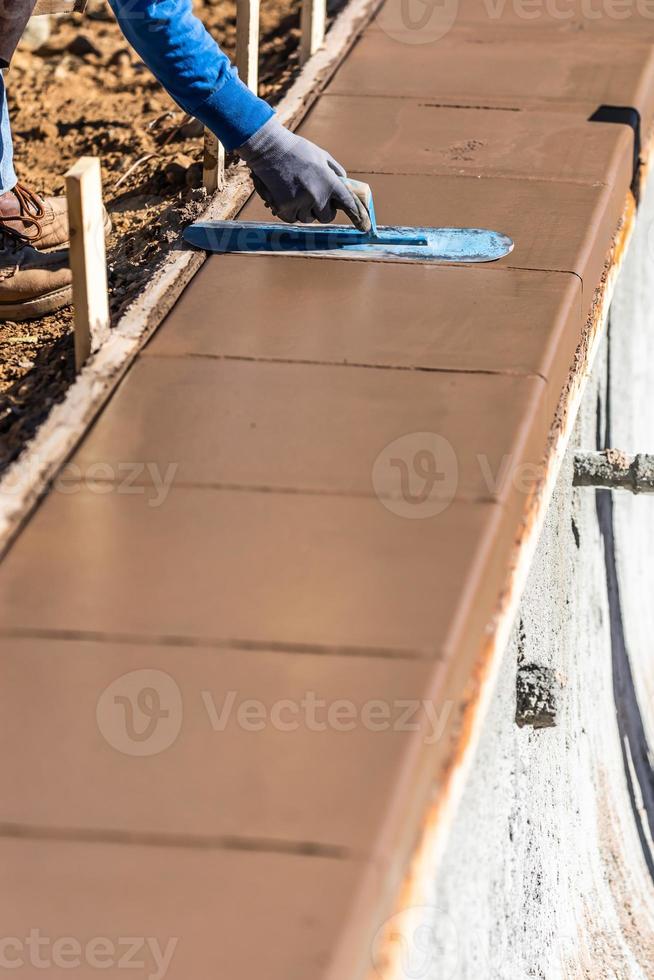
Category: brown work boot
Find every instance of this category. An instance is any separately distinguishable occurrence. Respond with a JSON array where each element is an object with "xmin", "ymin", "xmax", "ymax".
[
  {"xmin": 0, "ymin": 183, "xmax": 111, "ymax": 251},
  {"xmin": 0, "ymin": 238, "xmax": 72, "ymax": 321}
]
